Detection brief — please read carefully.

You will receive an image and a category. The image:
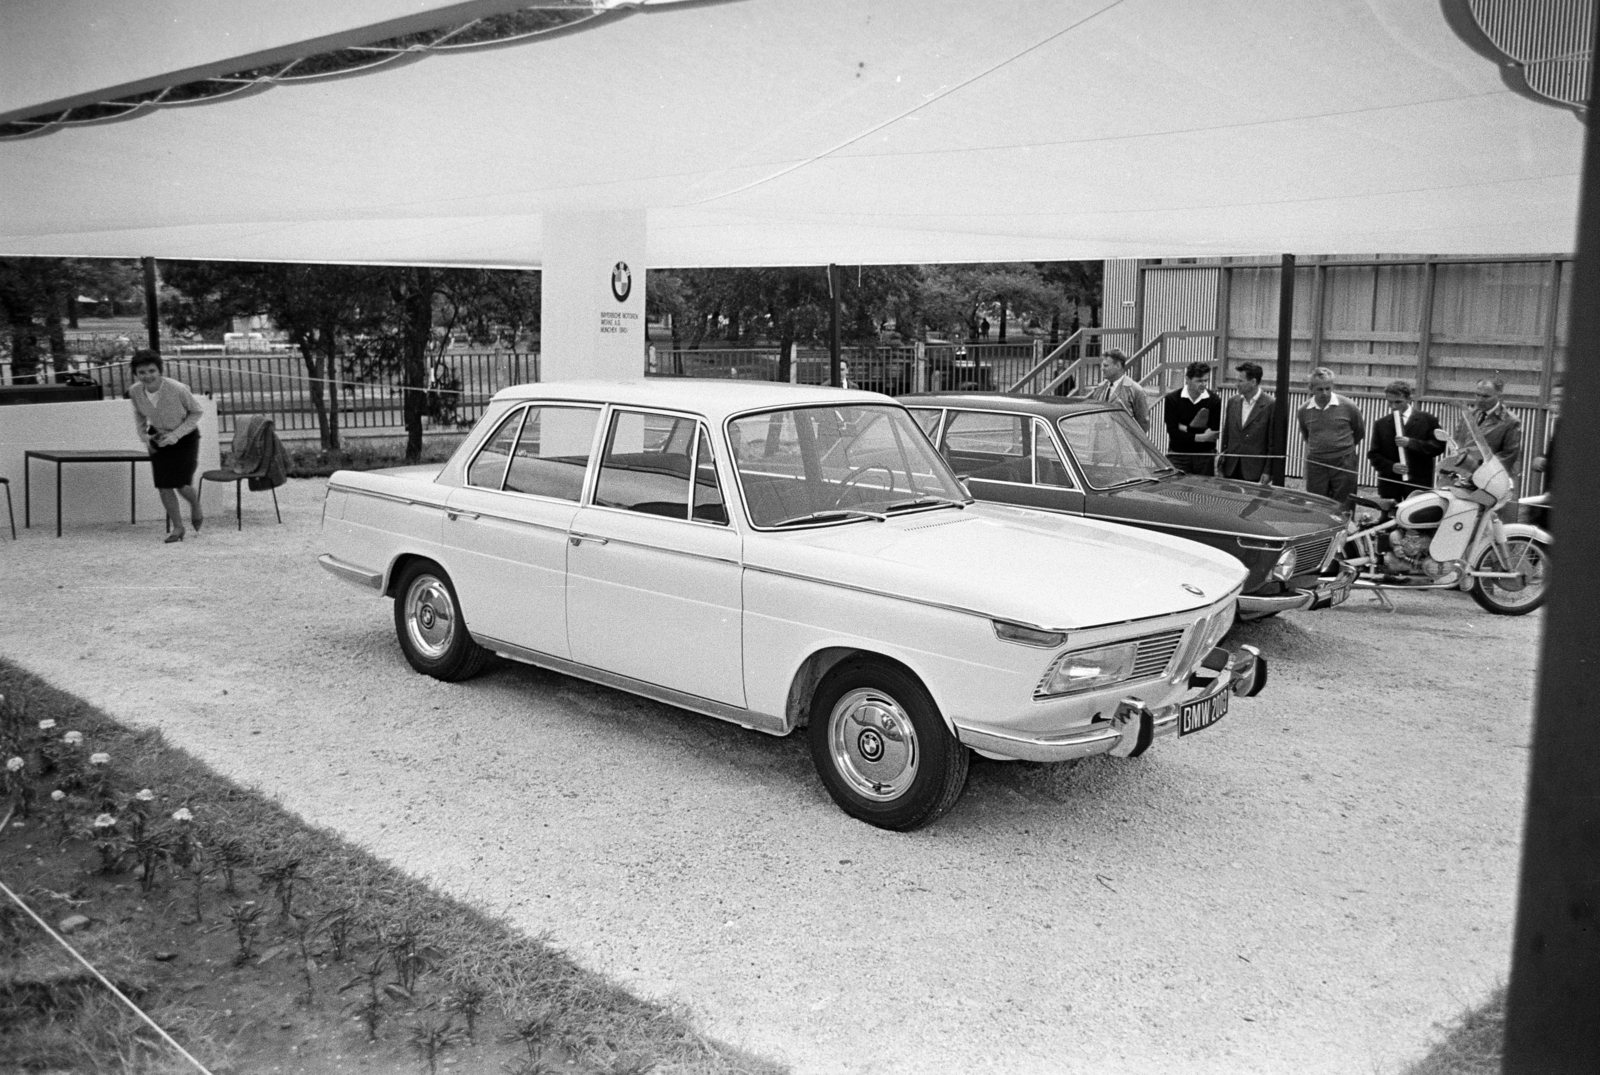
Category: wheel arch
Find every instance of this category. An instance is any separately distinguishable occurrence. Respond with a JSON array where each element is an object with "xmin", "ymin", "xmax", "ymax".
[
  {"xmin": 1498, "ymin": 522, "xmax": 1552, "ymax": 546},
  {"xmin": 784, "ymin": 646, "xmax": 957, "ymax": 739},
  {"xmin": 384, "ymin": 552, "xmax": 436, "ymax": 599}
]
